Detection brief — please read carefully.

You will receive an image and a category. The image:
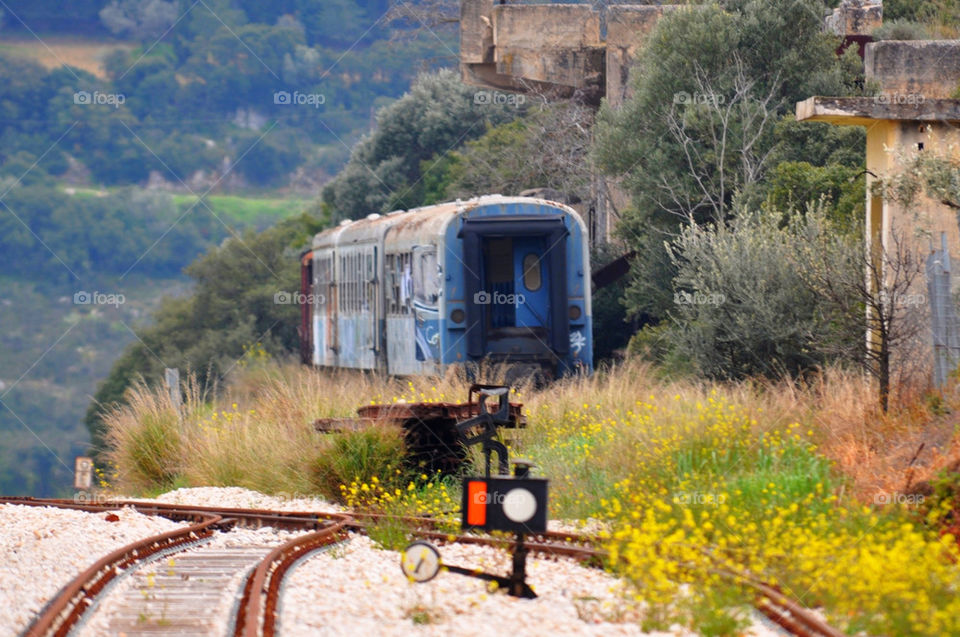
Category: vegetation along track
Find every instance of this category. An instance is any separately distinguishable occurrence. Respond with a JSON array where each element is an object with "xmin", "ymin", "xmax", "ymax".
[{"xmin": 5, "ymin": 497, "xmax": 841, "ymax": 637}]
